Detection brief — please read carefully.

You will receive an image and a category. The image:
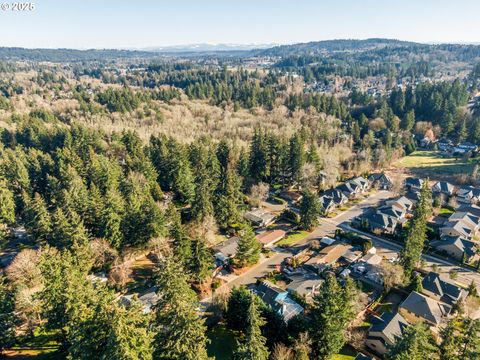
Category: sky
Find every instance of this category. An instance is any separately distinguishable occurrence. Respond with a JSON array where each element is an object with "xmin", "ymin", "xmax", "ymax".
[{"xmin": 0, "ymin": 0, "xmax": 479, "ymax": 49}]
